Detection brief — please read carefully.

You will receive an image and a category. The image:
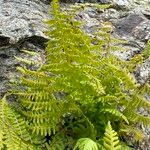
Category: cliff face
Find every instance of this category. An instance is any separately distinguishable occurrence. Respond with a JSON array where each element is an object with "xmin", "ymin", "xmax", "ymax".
[
  {"xmin": 0, "ymin": 0, "xmax": 49, "ymax": 96},
  {"xmin": 0, "ymin": 0, "xmax": 149, "ymax": 149}
]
